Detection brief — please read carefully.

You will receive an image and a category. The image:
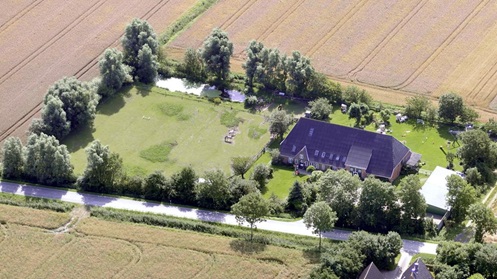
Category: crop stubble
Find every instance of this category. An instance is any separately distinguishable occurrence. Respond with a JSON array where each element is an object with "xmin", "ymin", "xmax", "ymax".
[
  {"xmin": 0, "ymin": 0, "xmax": 197, "ymax": 142},
  {"xmin": 169, "ymin": 0, "xmax": 497, "ymax": 112}
]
